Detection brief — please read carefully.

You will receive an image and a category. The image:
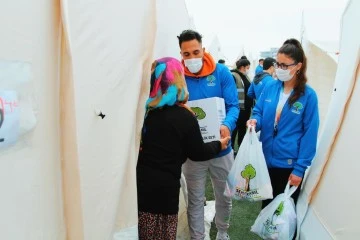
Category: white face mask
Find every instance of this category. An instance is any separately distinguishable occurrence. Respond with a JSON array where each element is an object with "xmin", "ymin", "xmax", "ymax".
[
  {"xmin": 184, "ymin": 58, "xmax": 203, "ymax": 74},
  {"xmin": 275, "ymin": 68, "xmax": 294, "ymax": 82},
  {"xmin": 245, "ymin": 69, "xmax": 250, "ymax": 75}
]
